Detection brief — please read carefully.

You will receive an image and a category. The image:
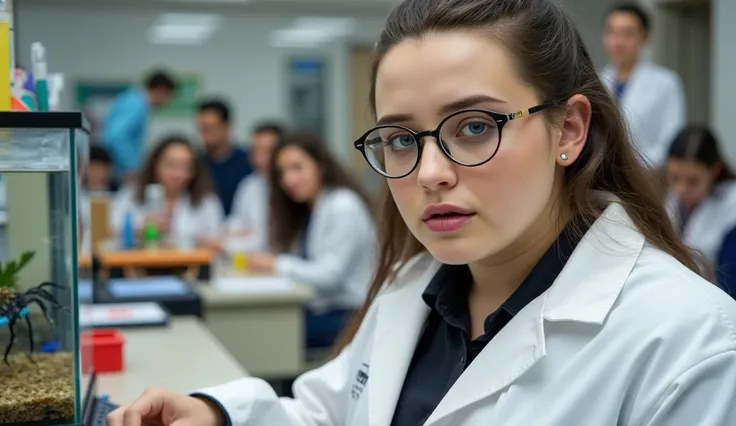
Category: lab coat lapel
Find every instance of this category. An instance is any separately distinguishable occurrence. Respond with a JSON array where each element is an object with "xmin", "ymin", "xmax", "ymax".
[
  {"xmin": 368, "ymin": 254, "xmax": 440, "ymax": 426},
  {"xmin": 425, "ymin": 200, "xmax": 643, "ymax": 425},
  {"xmin": 619, "ymin": 61, "xmax": 650, "ymax": 113},
  {"xmin": 425, "ymin": 296, "xmax": 545, "ymax": 426}
]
